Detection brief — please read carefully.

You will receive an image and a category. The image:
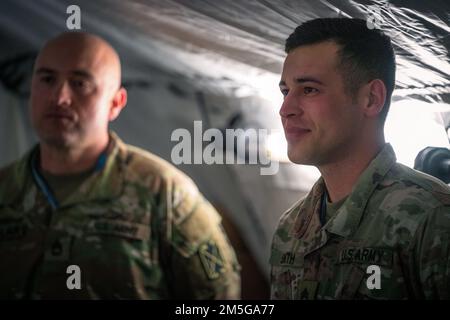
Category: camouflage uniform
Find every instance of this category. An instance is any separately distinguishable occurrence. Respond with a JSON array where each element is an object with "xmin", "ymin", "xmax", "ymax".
[
  {"xmin": 0, "ymin": 132, "xmax": 240, "ymax": 299},
  {"xmin": 270, "ymin": 143, "xmax": 450, "ymax": 299}
]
